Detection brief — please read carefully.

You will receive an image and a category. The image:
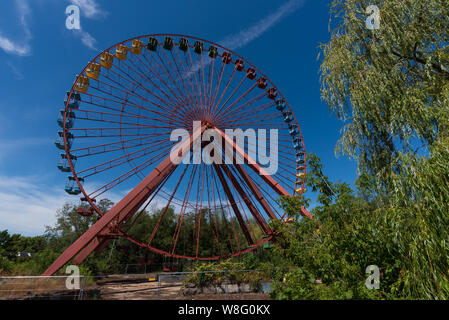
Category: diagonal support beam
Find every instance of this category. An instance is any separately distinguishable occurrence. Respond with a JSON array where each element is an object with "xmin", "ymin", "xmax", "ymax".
[
  {"xmin": 220, "ymin": 165, "xmax": 270, "ymax": 235},
  {"xmin": 234, "ymin": 164, "xmax": 277, "ymax": 221},
  {"xmin": 213, "ymin": 164, "xmax": 254, "ymax": 245},
  {"xmin": 213, "ymin": 126, "xmax": 313, "ymax": 219}
]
